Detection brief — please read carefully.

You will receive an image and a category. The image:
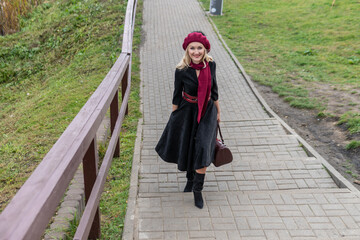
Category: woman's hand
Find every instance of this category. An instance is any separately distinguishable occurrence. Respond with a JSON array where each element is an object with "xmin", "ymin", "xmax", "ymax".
[
  {"xmin": 214, "ymin": 100, "xmax": 221, "ymax": 123},
  {"xmin": 172, "ymin": 104, "xmax": 178, "ymax": 112}
]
